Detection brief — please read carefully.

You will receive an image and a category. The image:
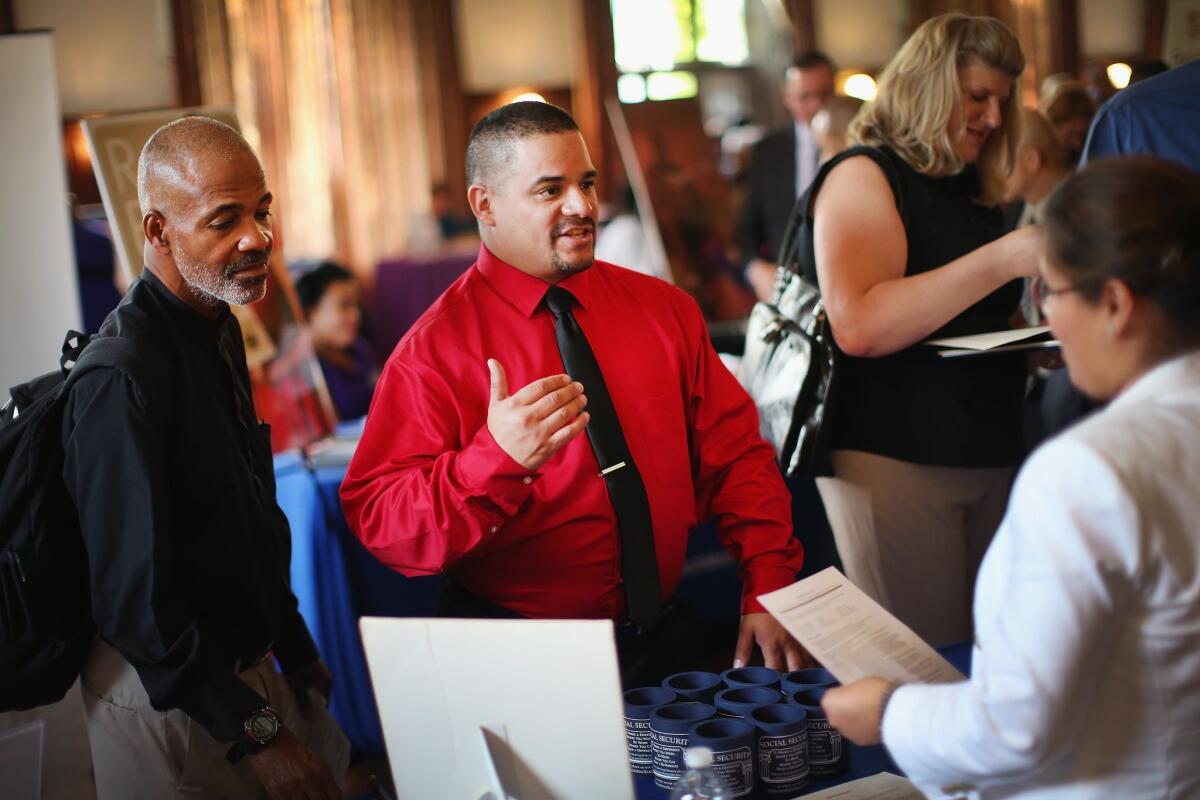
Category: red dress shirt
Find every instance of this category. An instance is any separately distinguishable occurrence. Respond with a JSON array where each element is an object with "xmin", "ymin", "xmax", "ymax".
[{"xmin": 340, "ymin": 246, "xmax": 802, "ymax": 618}]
